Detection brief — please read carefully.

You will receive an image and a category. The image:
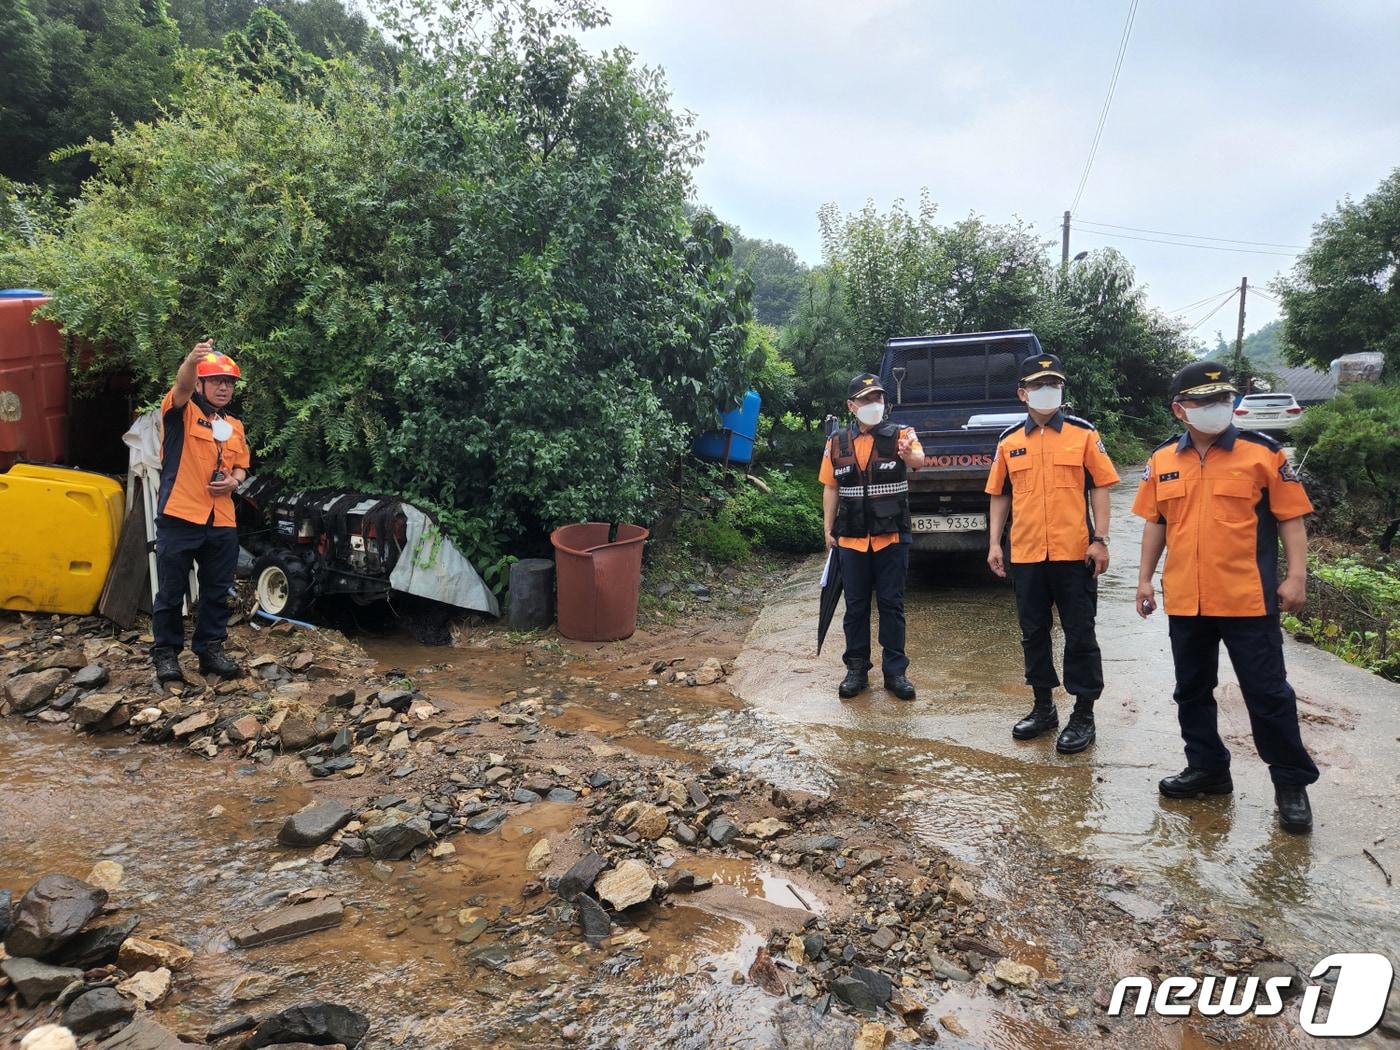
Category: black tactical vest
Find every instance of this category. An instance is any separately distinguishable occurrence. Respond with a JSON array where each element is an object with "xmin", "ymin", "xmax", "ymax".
[{"xmin": 829, "ymin": 423, "xmax": 911, "ymax": 538}]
